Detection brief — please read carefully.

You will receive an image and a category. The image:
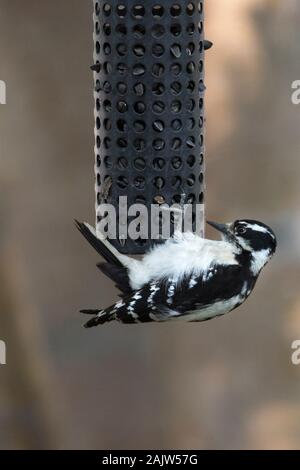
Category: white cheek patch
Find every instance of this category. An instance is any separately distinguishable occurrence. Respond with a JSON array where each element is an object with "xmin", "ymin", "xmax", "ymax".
[
  {"xmin": 236, "ymin": 237, "xmax": 252, "ymax": 251},
  {"xmin": 250, "ymin": 249, "xmax": 271, "ymax": 275}
]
